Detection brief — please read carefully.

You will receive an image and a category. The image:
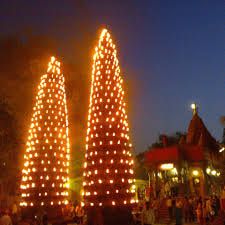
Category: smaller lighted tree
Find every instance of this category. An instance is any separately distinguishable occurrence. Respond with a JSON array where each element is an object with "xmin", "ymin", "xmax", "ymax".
[{"xmin": 20, "ymin": 57, "xmax": 70, "ymax": 210}]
